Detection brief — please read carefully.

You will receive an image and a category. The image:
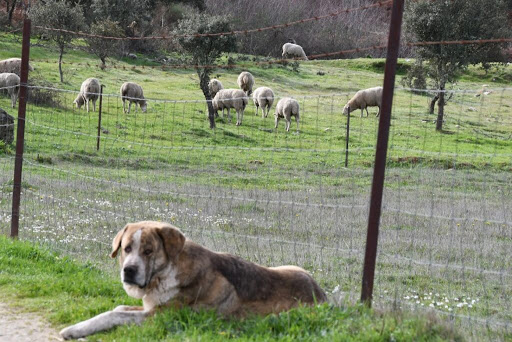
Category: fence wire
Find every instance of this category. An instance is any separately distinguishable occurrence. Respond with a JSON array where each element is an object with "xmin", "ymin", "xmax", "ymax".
[{"xmin": 1, "ymin": 83, "xmax": 511, "ymax": 340}]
